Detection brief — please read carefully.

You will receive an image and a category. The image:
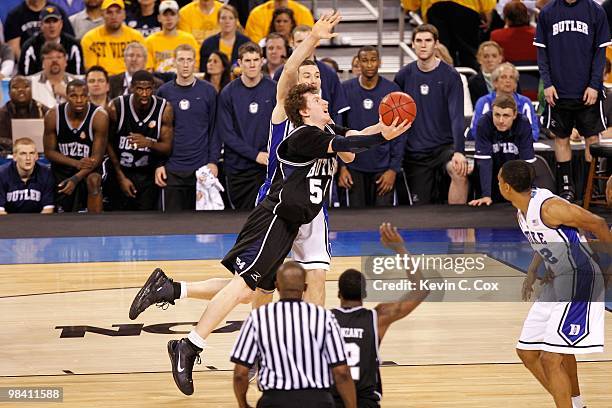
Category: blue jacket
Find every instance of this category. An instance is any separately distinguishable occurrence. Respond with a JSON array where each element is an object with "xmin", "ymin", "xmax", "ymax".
[{"xmin": 470, "ymin": 92, "xmax": 539, "ymax": 141}]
